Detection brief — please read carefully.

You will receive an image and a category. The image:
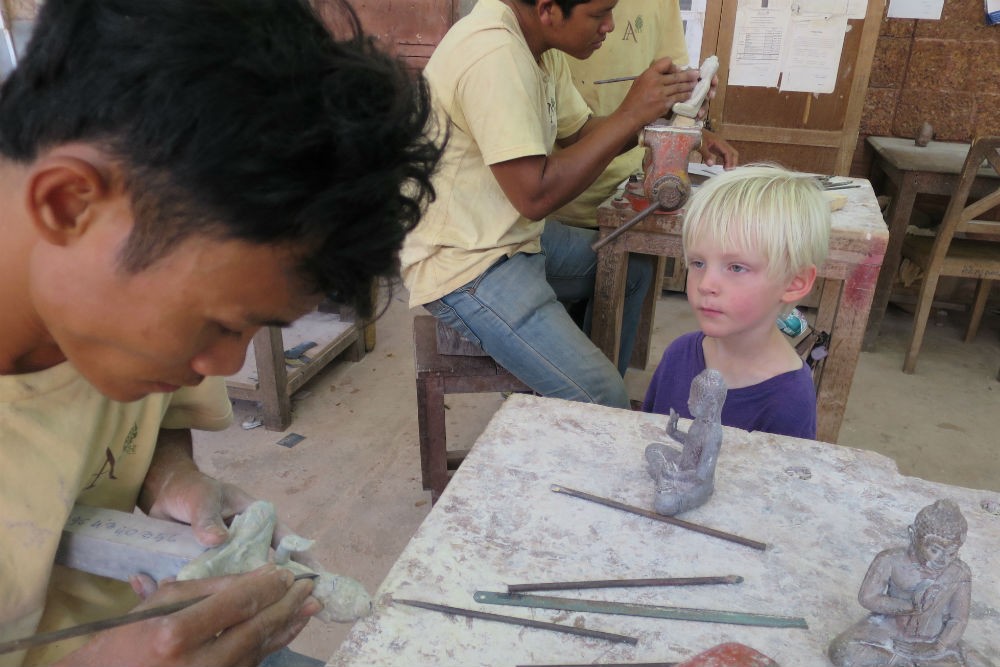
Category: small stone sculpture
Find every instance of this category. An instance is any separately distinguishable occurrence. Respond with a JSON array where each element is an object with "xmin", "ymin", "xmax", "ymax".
[
  {"xmin": 672, "ymin": 55, "xmax": 719, "ymax": 119},
  {"xmin": 915, "ymin": 121, "xmax": 934, "ymax": 147},
  {"xmin": 828, "ymin": 499, "xmax": 994, "ymax": 667},
  {"xmin": 177, "ymin": 500, "xmax": 372, "ymax": 623},
  {"xmin": 644, "ymin": 369, "xmax": 726, "ymax": 516}
]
